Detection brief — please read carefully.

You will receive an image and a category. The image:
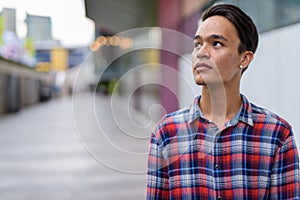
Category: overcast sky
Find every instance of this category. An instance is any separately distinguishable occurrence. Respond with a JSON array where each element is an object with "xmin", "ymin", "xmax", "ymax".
[{"xmin": 0, "ymin": 0, "xmax": 94, "ymax": 47}]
